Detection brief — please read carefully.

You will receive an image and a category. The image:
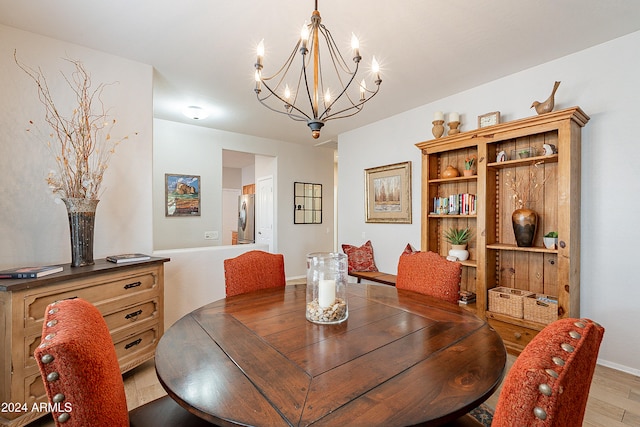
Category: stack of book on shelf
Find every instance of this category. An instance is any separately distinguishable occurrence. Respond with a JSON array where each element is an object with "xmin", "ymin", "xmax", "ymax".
[
  {"xmin": 458, "ymin": 290, "xmax": 476, "ymax": 305},
  {"xmin": 0, "ymin": 265, "xmax": 63, "ymax": 279},
  {"xmin": 432, "ymin": 193, "xmax": 477, "ymax": 215},
  {"xmin": 106, "ymin": 253, "xmax": 151, "ymax": 263}
]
